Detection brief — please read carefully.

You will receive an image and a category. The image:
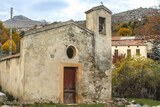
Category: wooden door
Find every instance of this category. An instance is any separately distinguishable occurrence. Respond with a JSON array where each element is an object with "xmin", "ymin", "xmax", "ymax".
[{"xmin": 64, "ymin": 67, "xmax": 76, "ymax": 104}]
